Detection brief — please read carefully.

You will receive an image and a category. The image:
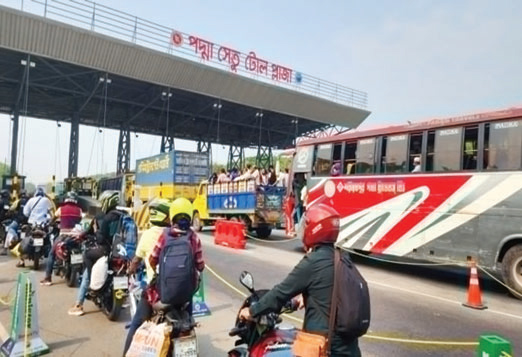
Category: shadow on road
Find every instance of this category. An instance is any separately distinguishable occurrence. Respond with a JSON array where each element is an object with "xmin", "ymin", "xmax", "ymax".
[{"xmin": 47, "ymin": 336, "xmax": 90, "ymax": 350}]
